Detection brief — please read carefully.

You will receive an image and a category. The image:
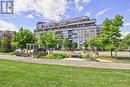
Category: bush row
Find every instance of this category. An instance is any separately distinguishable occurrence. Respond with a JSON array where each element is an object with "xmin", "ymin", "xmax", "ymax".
[{"xmin": 40, "ymin": 53, "xmax": 70, "ymax": 59}]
